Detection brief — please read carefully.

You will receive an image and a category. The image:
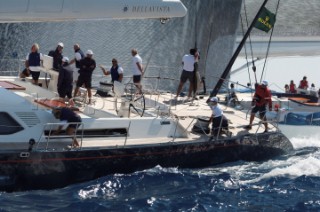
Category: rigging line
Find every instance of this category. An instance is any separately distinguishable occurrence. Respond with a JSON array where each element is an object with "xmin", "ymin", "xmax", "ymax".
[
  {"xmin": 243, "ymin": 0, "xmax": 258, "ymax": 85},
  {"xmin": 143, "ymin": 21, "xmax": 173, "ymax": 79},
  {"xmin": 194, "ymin": 1, "xmax": 199, "ymax": 48},
  {"xmin": 260, "ymin": 0, "xmax": 281, "ymax": 83},
  {"xmin": 203, "ymin": 1, "xmax": 215, "ymax": 78},
  {"xmin": 243, "ymin": 0, "xmax": 255, "ymax": 64},
  {"xmin": 240, "ymin": 12, "xmax": 253, "ymax": 88},
  {"xmin": 209, "ymin": 0, "xmax": 269, "ymax": 98}
]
